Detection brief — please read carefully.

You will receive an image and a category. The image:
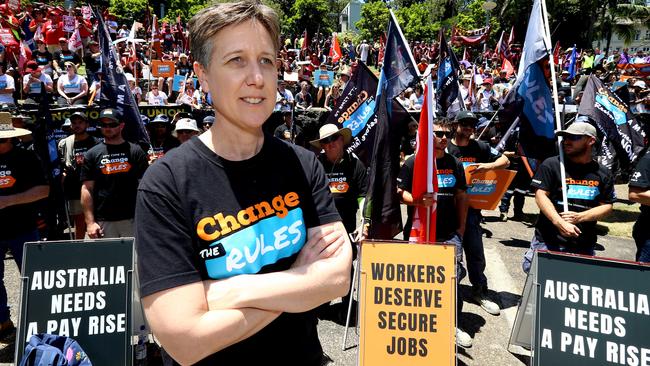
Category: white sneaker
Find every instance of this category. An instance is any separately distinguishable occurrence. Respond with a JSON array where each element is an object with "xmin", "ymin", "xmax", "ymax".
[
  {"xmin": 456, "ymin": 327, "xmax": 473, "ymax": 348},
  {"xmin": 472, "ymin": 292, "xmax": 501, "ymax": 316}
]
